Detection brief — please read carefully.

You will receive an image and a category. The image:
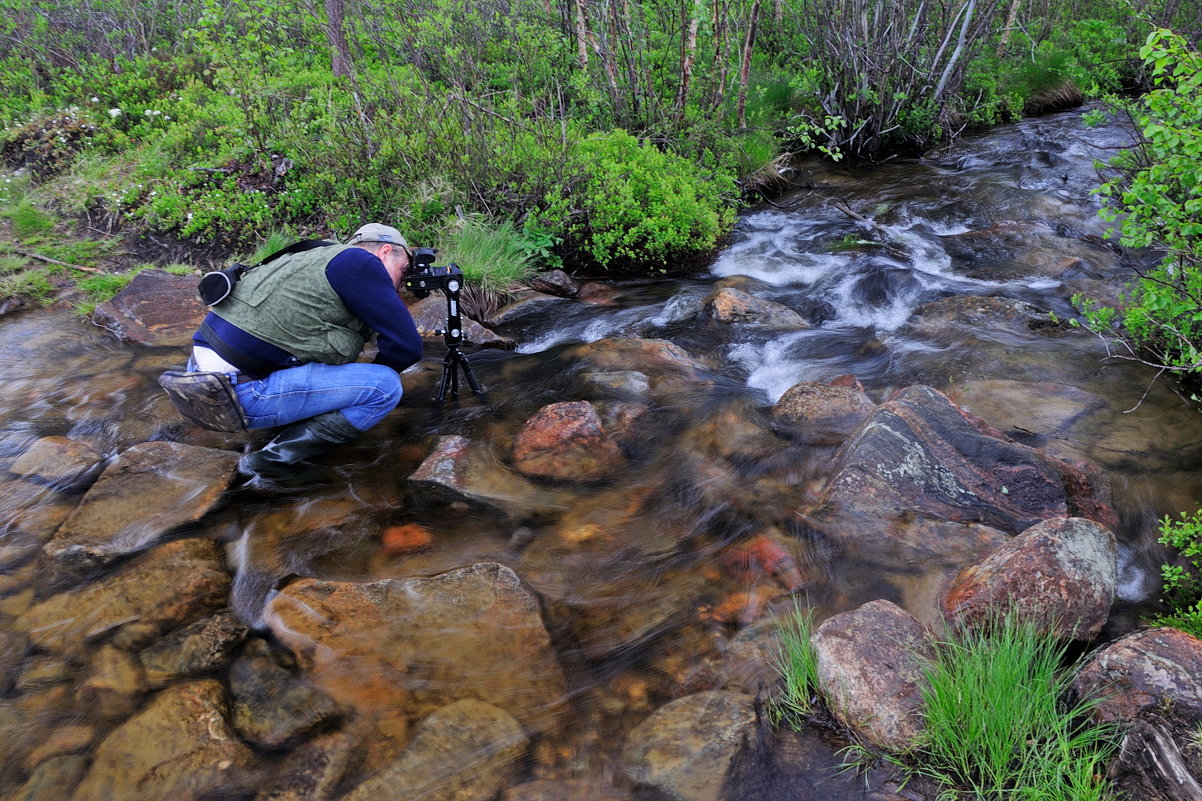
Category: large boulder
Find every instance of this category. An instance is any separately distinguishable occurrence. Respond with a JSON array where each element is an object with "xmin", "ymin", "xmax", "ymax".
[
  {"xmin": 811, "ymin": 600, "xmax": 934, "ymax": 752},
  {"xmin": 43, "ymin": 441, "xmax": 239, "ymax": 577},
  {"xmin": 703, "ymin": 286, "xmax": 811, "ymax": 329},
  {"xmin": 264, "ymin": 563, "xmax": 567, "ymax": 737},
  {"xmin": 10, "ymin": 437, "xmax": 105, "ymax": 491},
  {"xmin": 772, "ymin": 381, "xmax": 876, "ymax": 446},
  {"xmin": 802, "ymin": 385, "xmax": 1116, "ymax": 567},
  {"xmin": 941, "ymin": 516, "xmax": 1117, "ymax": 640},
  {"xmin": 91, "ymin": 269, "xmax": 207, "ymax": 348},
  {"xmin": 1073, "ymin": 627, "xmax": 1202, "ymax": 725},
  {"xmin": 68, "ymin": 680, "xmax": 257, "ymax": 801},
  {"xmin": 620, "ymin": 691, "xmax": 756, "ymax": 801},
  {"xmin": 13, "ymin": 538, "xmax": 229, "ymax": 652},
  {"xmin": 343, "ymin": 698, "xmax": 528, "ymax": 801}
]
